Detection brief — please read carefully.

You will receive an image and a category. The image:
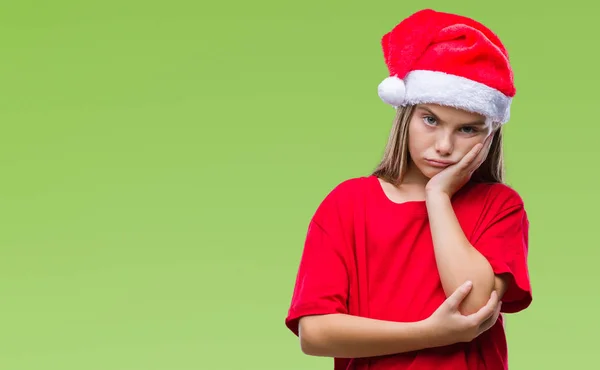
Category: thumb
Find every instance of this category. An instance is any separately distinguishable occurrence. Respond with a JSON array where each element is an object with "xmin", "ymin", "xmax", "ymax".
[{"xmin": 445, "ymin": 281, "xmax": 473, "ymax": 309}]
